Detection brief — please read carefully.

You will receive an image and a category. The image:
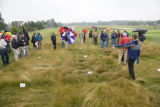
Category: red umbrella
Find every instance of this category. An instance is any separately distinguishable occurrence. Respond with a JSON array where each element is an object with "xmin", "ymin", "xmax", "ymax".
[{"xmin": 83, "ymin": 29, "xmax": 88, "ymax": 35}]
